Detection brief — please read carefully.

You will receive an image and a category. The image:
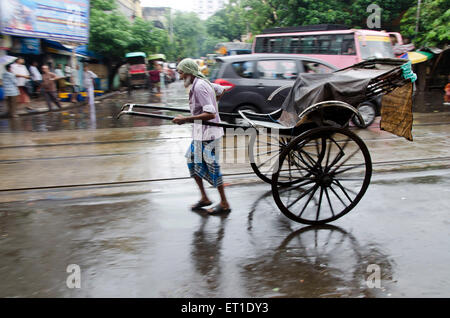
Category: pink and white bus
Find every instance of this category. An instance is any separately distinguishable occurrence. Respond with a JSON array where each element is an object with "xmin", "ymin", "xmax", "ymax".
[{"xmin": 252, "ymin": 25, "xmax": 396, "ymax": 69}]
